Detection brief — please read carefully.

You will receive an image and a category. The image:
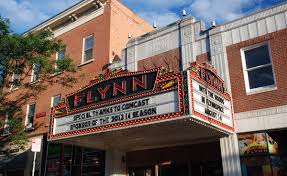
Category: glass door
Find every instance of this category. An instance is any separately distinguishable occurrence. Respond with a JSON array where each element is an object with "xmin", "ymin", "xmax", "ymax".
[{"xmin": 82, "ymin": 149, "xmax": 105, "ymax": 176}]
